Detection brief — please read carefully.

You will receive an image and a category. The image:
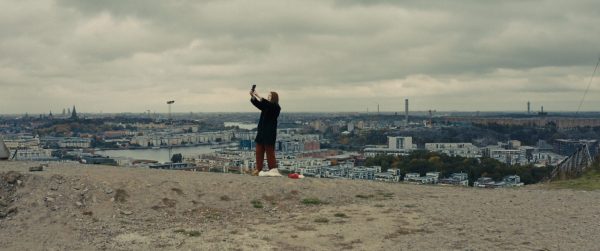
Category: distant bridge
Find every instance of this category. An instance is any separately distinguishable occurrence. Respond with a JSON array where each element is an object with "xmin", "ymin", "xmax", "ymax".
[{"xmin": 549, "ymin": 144, "xmax": 596, "ymax": 180}]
